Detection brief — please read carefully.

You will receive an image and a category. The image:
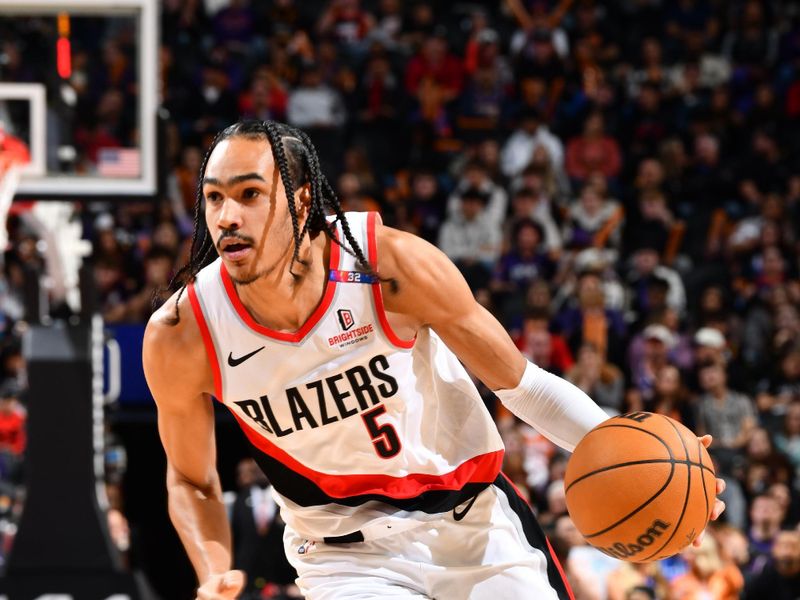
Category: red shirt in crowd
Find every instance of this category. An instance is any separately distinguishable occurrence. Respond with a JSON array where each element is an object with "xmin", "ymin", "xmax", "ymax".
[{"xmin": 0, "ymin": 410, "xmax": 25, "ymax": 455}]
